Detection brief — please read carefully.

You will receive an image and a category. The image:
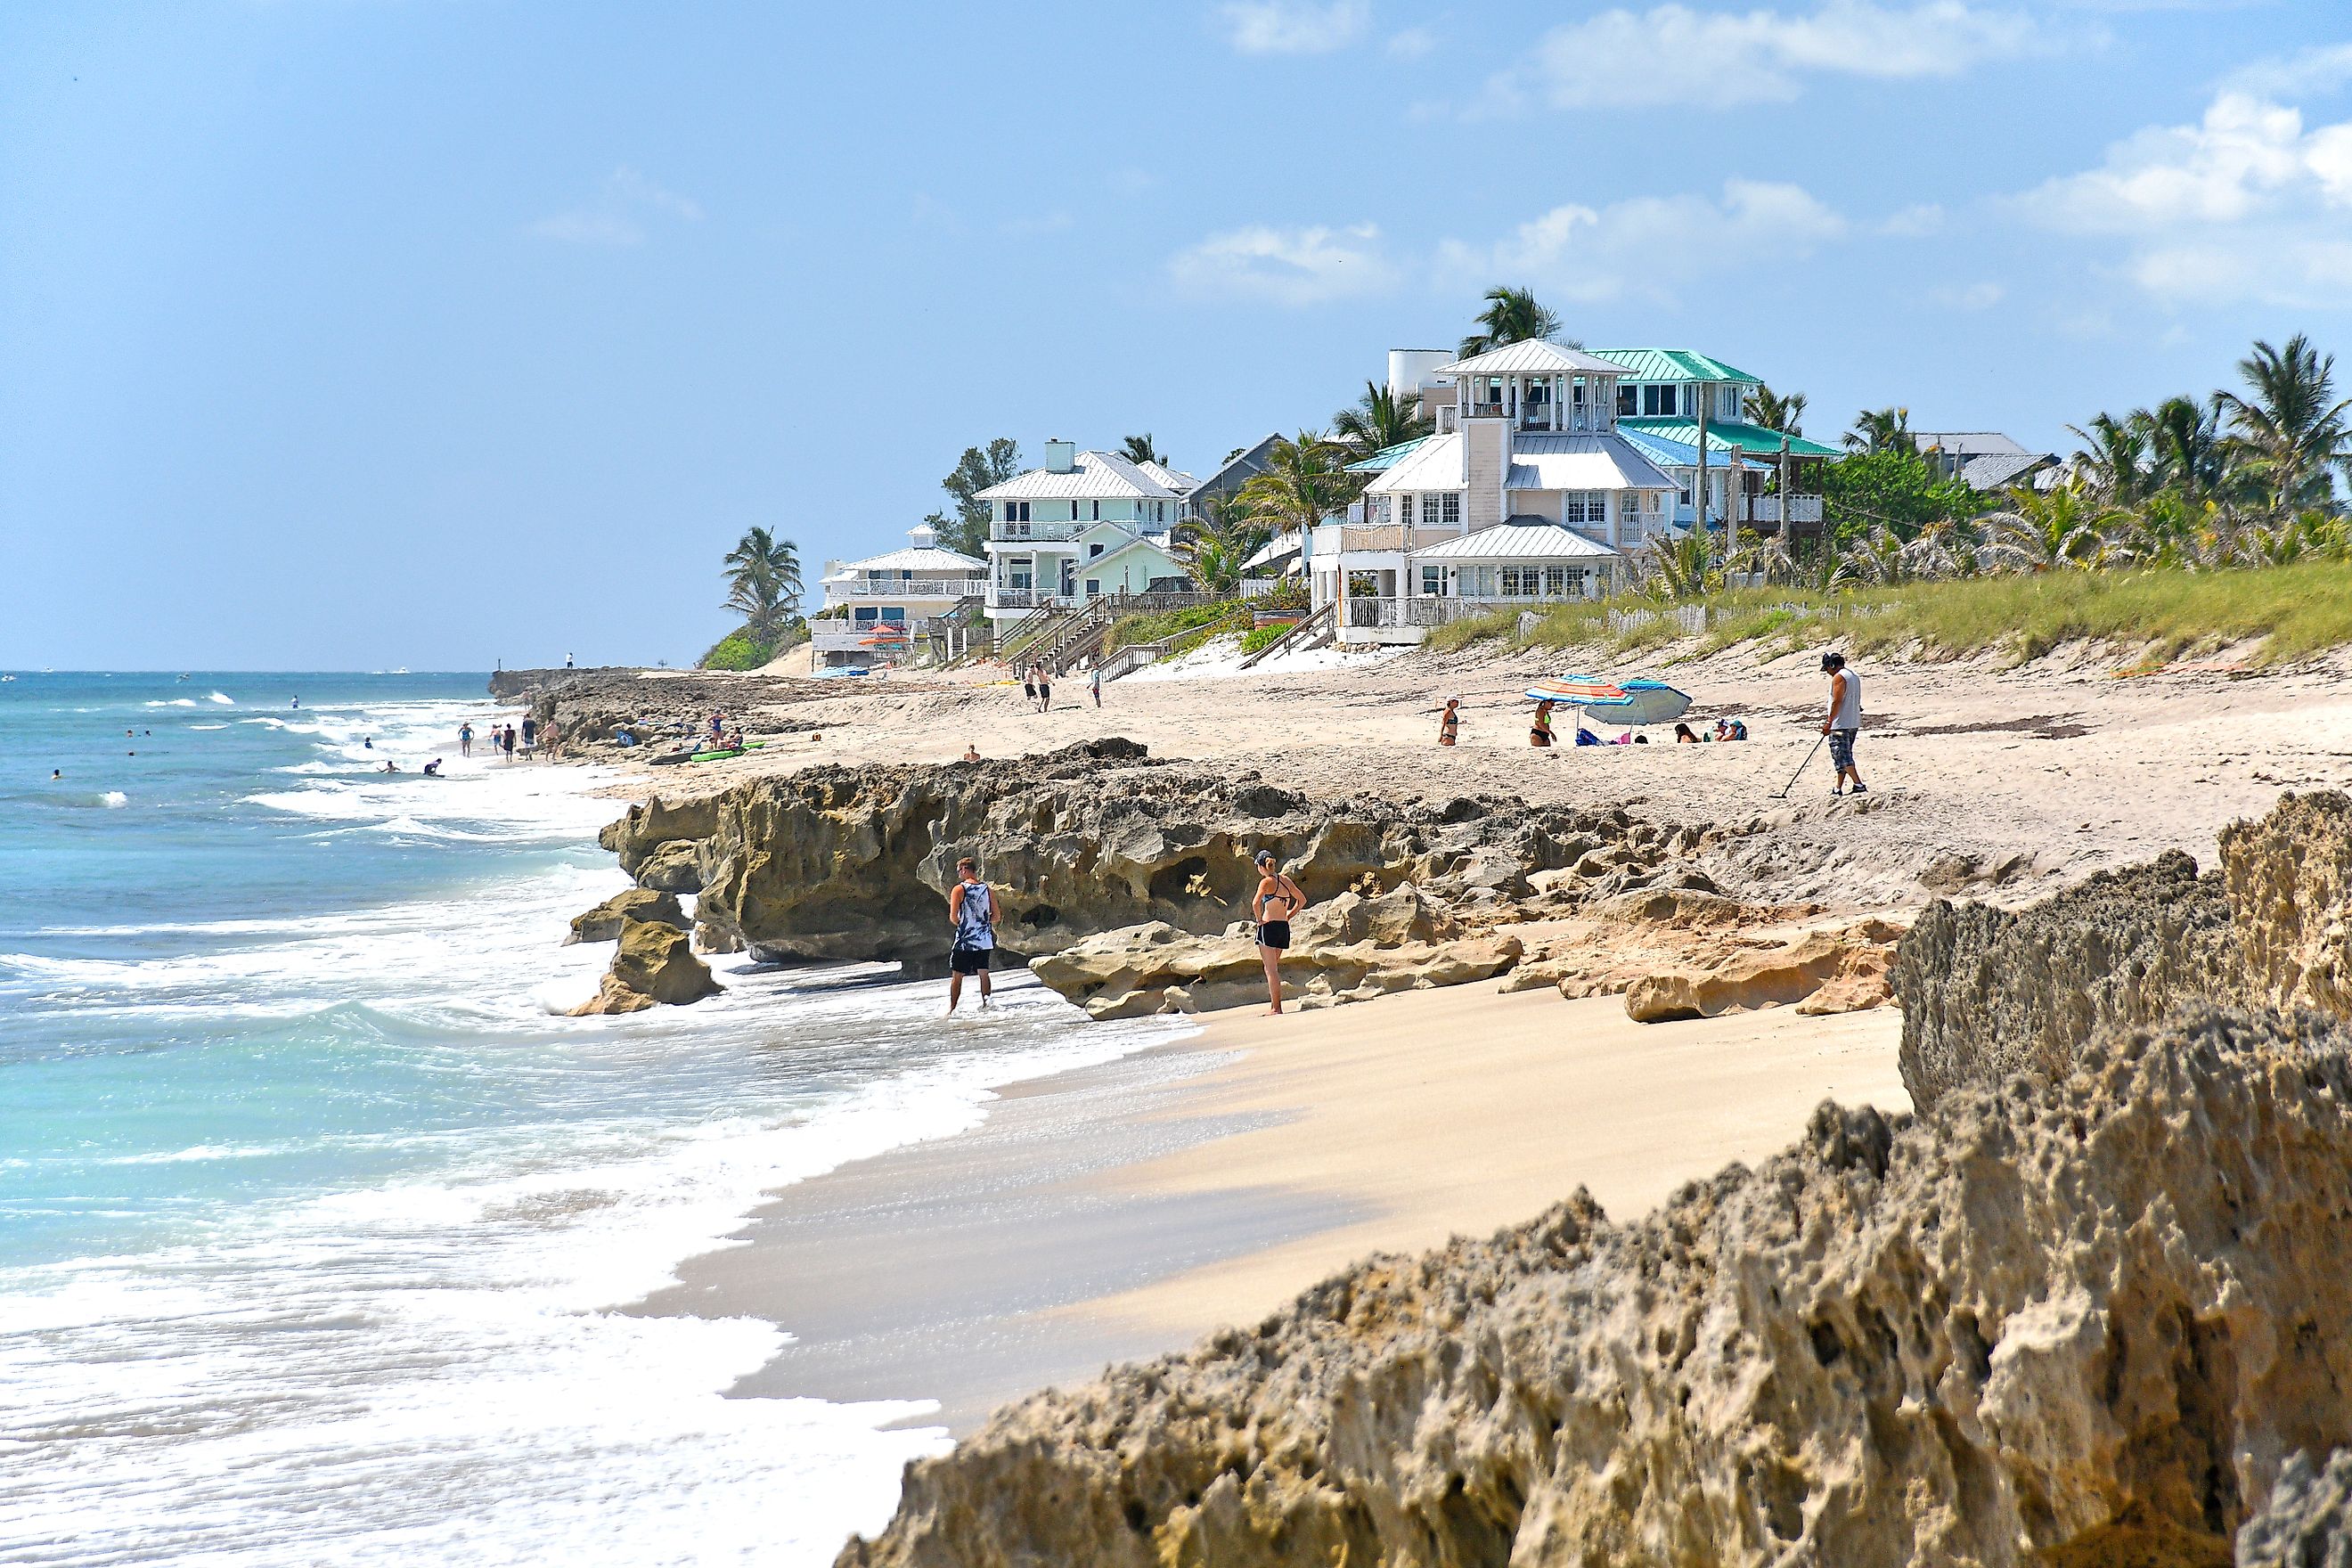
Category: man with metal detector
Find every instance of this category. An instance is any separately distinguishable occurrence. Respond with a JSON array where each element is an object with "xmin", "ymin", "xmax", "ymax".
[{"xmin": 1820, "ymin": 652, "xmax": 1867, "ymax": 796}]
